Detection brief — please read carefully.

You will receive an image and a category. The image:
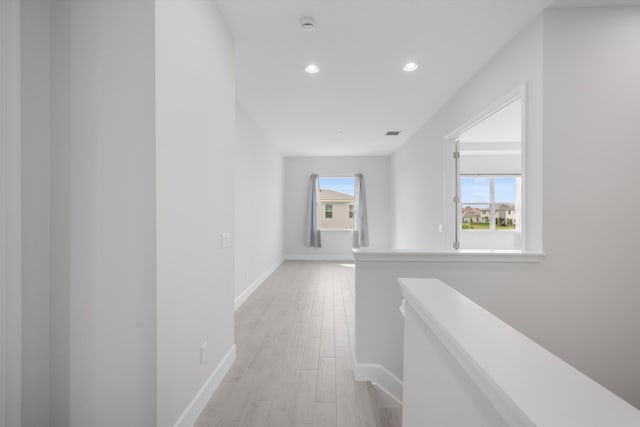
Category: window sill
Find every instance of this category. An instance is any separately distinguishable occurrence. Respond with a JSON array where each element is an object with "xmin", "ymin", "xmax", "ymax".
[
  {"xmin": 320, "ymin": 228, "xmax": 354, "ymax": 232},
  {"xmin": 461, "ymin": 230, "xmax": 521, "ymax": 233},
  {"xmin": 352, "ymin": 249, "xmax": 545, "ymax": 263}
]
